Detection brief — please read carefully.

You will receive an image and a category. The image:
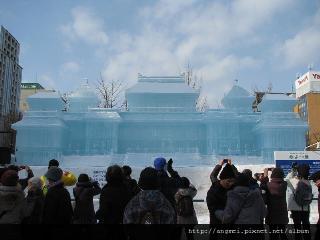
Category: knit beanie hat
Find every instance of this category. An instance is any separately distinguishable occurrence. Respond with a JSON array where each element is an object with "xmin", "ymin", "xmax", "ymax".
[
  {"xmin": 154, "ymin": 157, "xmax": 166, "ymax": 171},
  {"xmin": 1, "ymin": 170, "xmax": 19, "ymax": 186},
  {"xmin": 236, "ymin": 173, "xmax": 250, "ymax": 187},
  {"xmin": 271, "ymin": 168, "xmax": 285, "ymax": 179},
  {"xmin": 78, "ymin": 173, "xmax": 90, "ymax": 183},
  {"xmin": 138, "ymin": 167, "xmax": 159, "ymax": 190},
  {"xmin": 28, "ymin": 177, "xmax": 43, "ymax": 190},
  {"xmin": 45, "ymin": 166, "xmax": 63, "ymax": 182},
  {"xmin": 48, "ymin": 159, "xmax": 59, "ymax": 168},
  {"xmin": 217, "ymin": 163, "xmax": 236, "ymax": 180},
  {"xmin": 242, "ymin": 169, "xmax": 253, "ymax": 178}
]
